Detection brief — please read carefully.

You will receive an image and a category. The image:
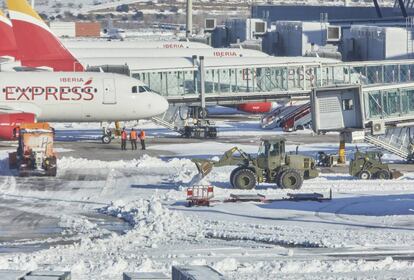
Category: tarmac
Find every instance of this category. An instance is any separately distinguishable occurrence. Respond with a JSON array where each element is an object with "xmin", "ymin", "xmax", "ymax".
[{"xmin": 0, "ymin": 128, "xmax": 412, "ymax": 254}]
